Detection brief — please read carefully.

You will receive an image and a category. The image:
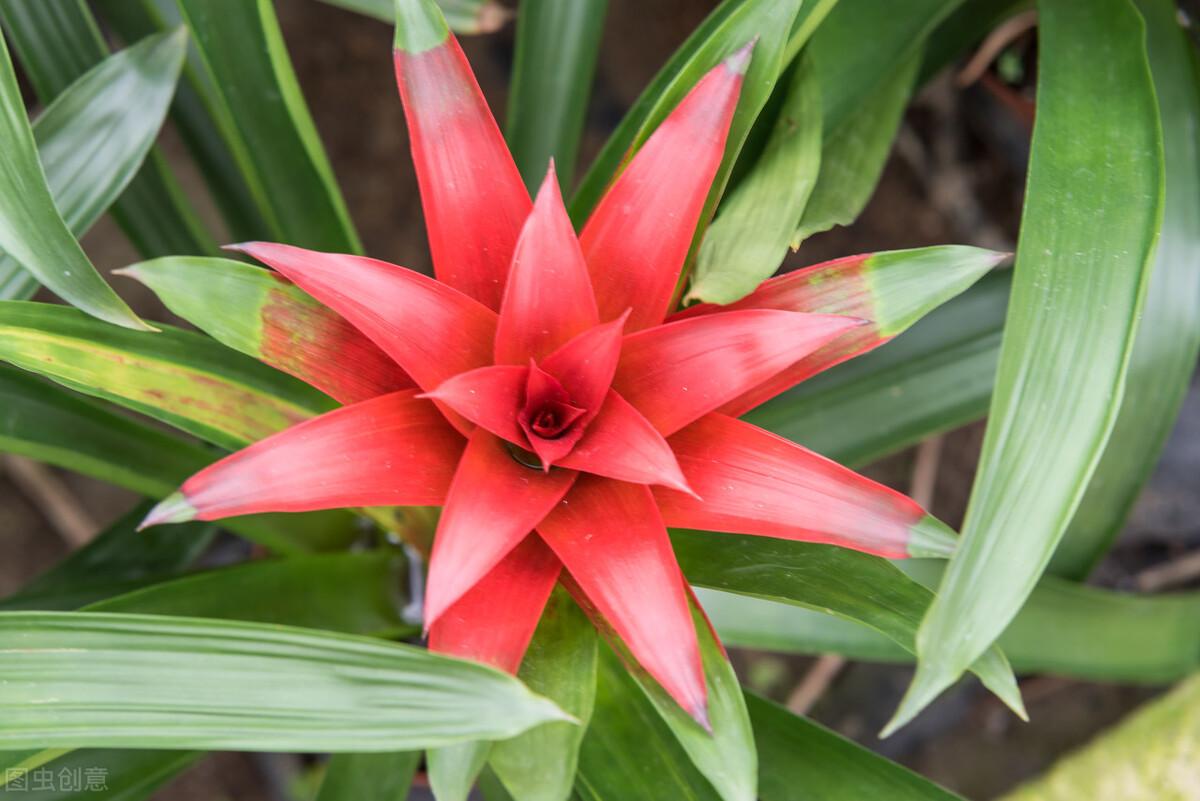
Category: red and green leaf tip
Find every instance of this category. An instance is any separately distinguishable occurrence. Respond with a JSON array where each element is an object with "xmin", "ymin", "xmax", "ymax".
[{"xmin": 142, "ymin": 0, "xmax": 986, "ymax": 724}]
